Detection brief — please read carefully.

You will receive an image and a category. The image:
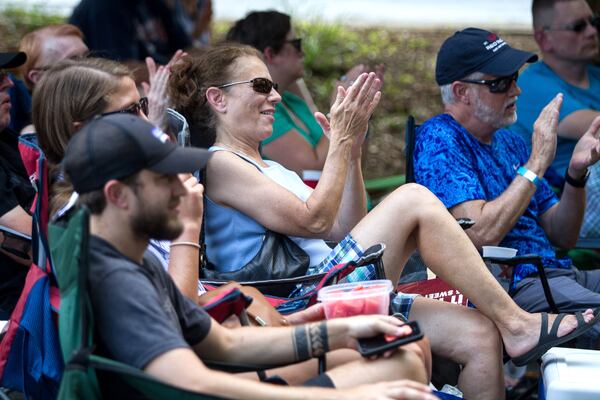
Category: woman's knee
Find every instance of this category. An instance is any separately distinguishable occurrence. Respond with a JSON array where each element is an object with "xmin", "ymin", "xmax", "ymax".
[{"xmin": 387, "ymin": 183, "xmax": 443, "ymax": 212}]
